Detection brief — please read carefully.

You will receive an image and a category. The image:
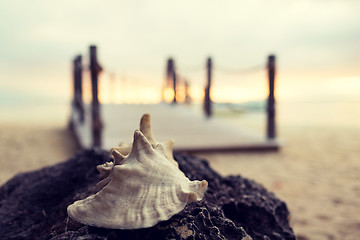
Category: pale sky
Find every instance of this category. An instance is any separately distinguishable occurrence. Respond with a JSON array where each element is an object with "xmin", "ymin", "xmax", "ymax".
[{"xmin": 1, "ymin": 0, "xmax": 360, "ymax": 103}]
